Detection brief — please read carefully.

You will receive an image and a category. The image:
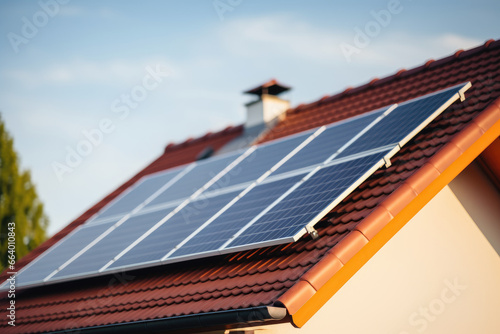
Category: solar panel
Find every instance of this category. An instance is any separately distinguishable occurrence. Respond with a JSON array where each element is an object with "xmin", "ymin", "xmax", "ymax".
[
  {"xmin": 144, "ymin": 152, "xmax": 244, "ymax": 210},
  {"xmin": 273, "ymin": 108, "xmax": 385, "ymax": 175},
  {"xmin": 9, "ymin": 221, "xmax": 116, "ymax": 287},
  {"xmin": 224, "ymin": 150, "xmax": 390, "ymax": 250},
  {"xmin": 92, "ymin": 129, "xmax": 323, "ymax": 271},
  {"xmin": 3, "ymin": 82, "xmax": 471, "ymax": 289},
  {"xmin": 204, "ymin": 131, "xmax": 312, "ymax": 192},
  {"xmin": 337, "ymin": 84, "xmax": 468, "ymax": 159},
  {"xmin": 86, "ymin": 166, "xmax": 187, "ymax": 224},
  {"xmin": 51, "ymin": 205, "xmax": 178, "ymax": 280},
  {"xmin": 168, "ymin": 173, "xmax": 307, "ymax": 260},
  {"xmin": 106, "ymin": 190, "xmax": 242, "ymax": 270}
]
